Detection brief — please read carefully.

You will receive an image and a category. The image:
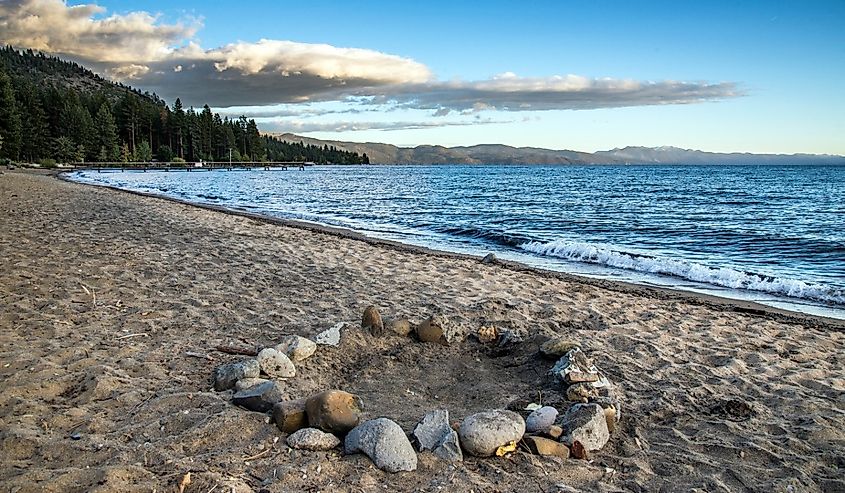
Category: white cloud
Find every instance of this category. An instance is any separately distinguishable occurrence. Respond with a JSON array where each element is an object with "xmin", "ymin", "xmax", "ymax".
[
  {"xmin": 105, "ymin": 63, "xmax": 150, "ymax": 80},
  {"xmin": 373, "ymin": 75, "xmax": 741, "ymax": 112},
  {"xmin": 0, "ymin": 1, "xmax": 742, "ymax": 112},
  {"xmin": 0, "ymin": 0, "xmax": 197, "ymax": 63},
  {"xmin": 199, "ymin": 39, "xmax": 430, "ymax": 84}
]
